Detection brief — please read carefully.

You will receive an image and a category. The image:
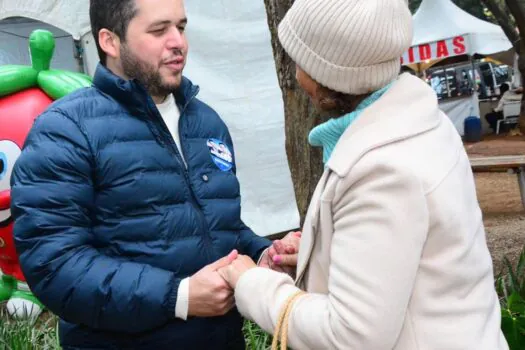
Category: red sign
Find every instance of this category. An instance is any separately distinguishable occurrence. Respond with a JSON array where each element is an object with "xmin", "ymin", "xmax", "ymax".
[{"xmin": 401, "ymin": 35, "xmax": 468, "ymax": 65}]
